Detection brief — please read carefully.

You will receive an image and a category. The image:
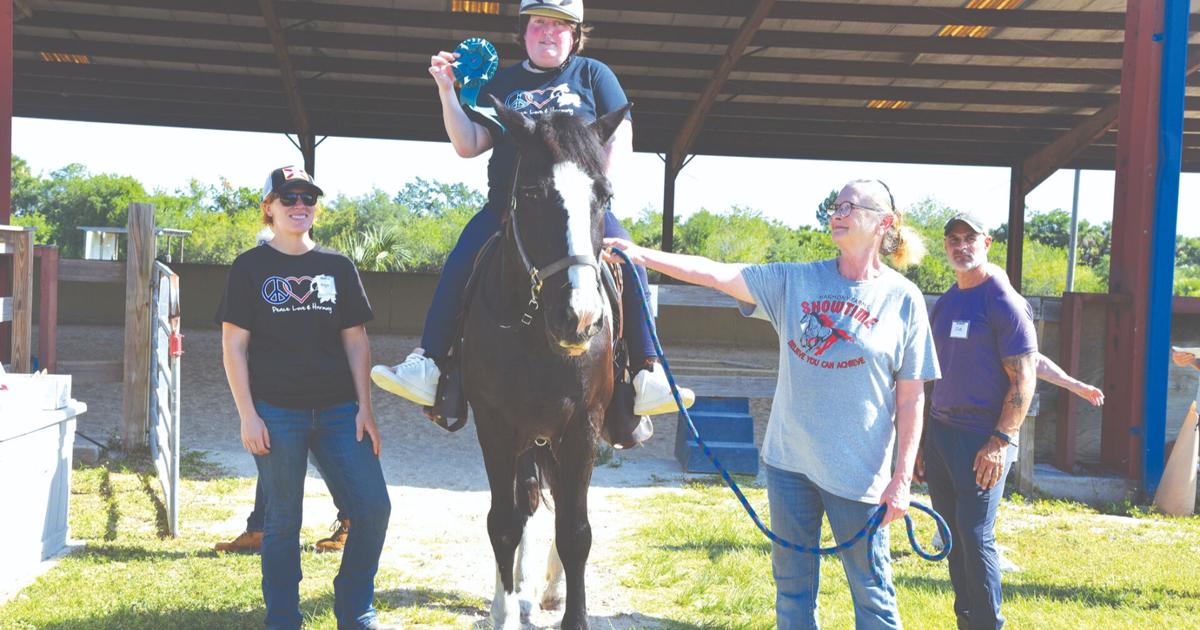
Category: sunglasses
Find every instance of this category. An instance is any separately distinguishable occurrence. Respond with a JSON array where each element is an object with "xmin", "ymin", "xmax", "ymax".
[
  {"xmin": 832, "ymin": 201, "xmax": 887, "ymax": 218},
  {"xmin": 278, "ymin": 191, "xmax": 319, "ymax": 207}
]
